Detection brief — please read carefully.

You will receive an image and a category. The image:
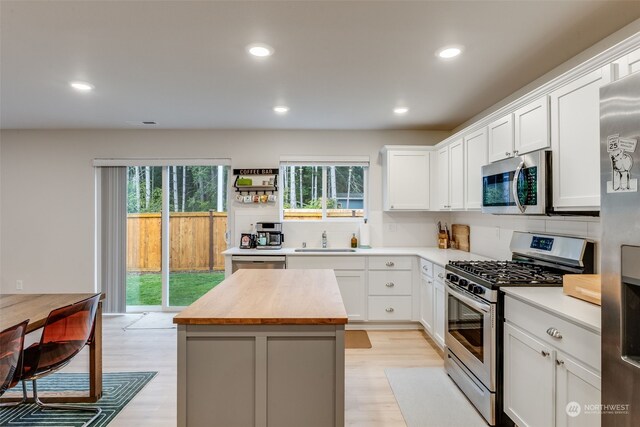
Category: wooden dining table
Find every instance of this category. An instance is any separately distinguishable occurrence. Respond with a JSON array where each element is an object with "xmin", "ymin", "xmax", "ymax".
[{"xmin": 0, "ymin": 293, "xmax": 105, "ymax": 403}]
